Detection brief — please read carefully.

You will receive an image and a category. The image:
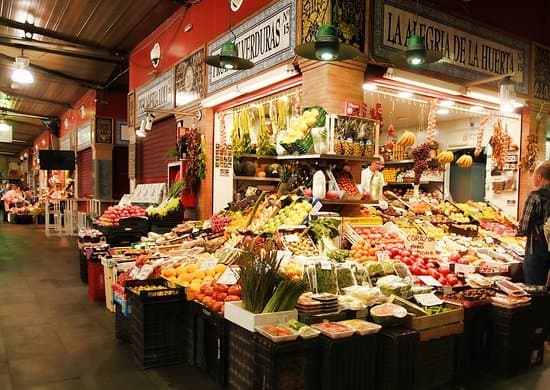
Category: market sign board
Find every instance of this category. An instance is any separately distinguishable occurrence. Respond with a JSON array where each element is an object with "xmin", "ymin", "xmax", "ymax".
[
  {"xmin": 534, "ymin": 44, "xmax": 550, "ymax": 101},
  {"xmin": 135, "ymin": 68, "xmax": 175, "ymax": 123},
  {"xmin": 77, "ymin": 122, "xmax": 92, "ymax": 151},
  {"xmin": 207, "ymin": 0, "xmax": 296, "ymax": 93},
  {"xmin": 371, "ymin": 0, "xmax": 529, "ymax": 95}
]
